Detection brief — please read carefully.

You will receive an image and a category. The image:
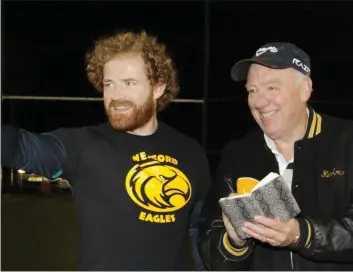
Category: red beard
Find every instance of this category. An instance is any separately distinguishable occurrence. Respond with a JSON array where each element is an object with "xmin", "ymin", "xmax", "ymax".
[{"xmin": 105, "ymin": 92, "xmax": 155, "ymax": 132}]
